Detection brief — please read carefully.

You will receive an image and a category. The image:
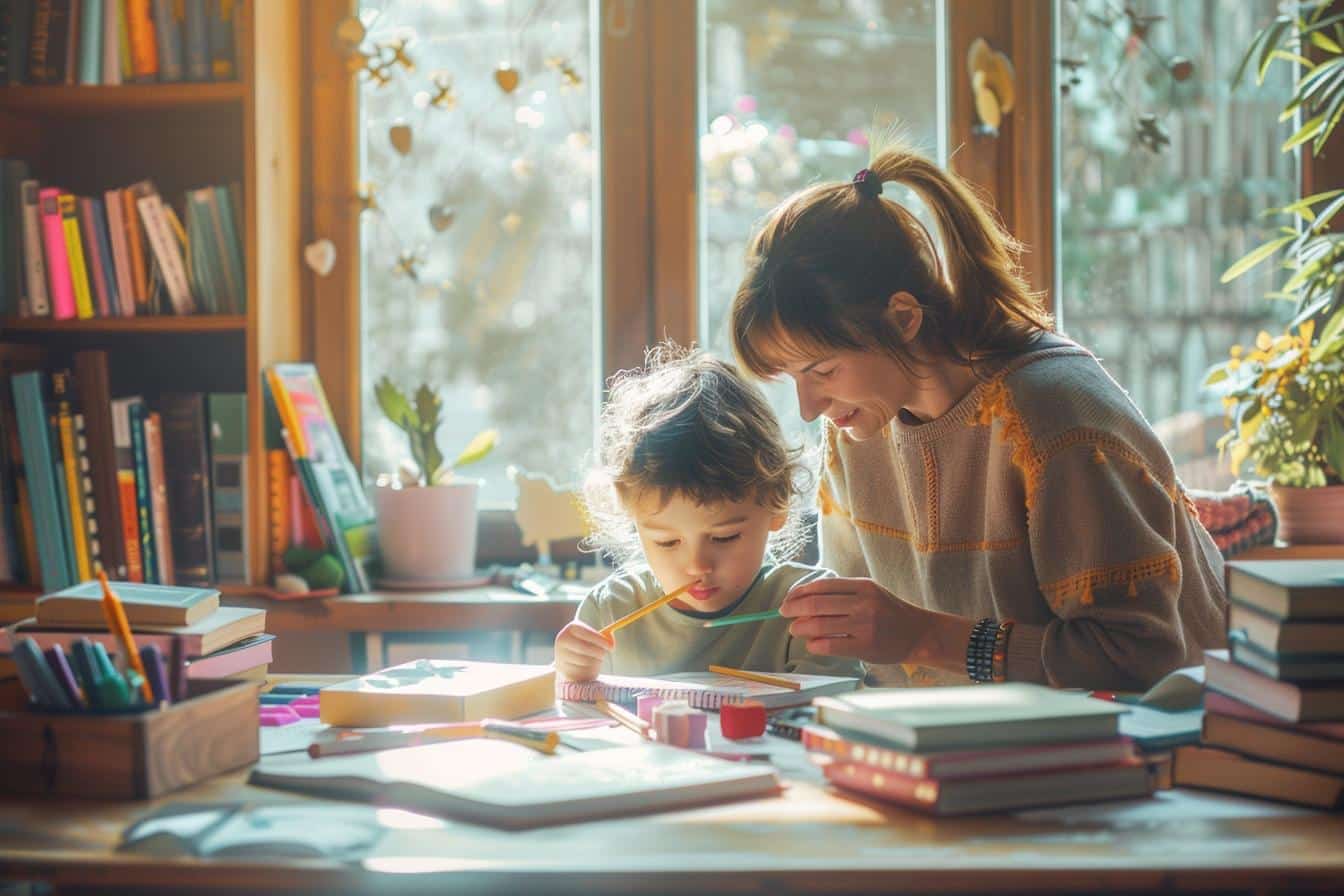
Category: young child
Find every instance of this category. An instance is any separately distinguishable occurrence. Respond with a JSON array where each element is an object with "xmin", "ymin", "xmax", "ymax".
[{"xmin": 553, "ymin": 345, "xmax": 865, "ymax": 683}]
